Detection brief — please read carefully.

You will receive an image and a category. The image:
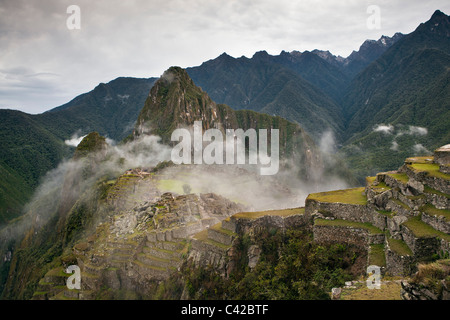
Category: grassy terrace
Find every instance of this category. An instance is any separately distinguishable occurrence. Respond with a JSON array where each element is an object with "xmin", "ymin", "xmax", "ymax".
[
  {"xmin": 366, "ymin": 176, "xmax": 393, "ymax": 192},
  {"xmin": 391, "ymin": 198, "xmax": 411, "ymax": 211},
  {"xmin": 370, "ymin": 182, "xmax": 392, "ymax": 193},
  {"xmin": 369, "ymin": 244, "xmax": 386, "ymax": 267},
  {"xmin": 46, "ymin": 267, "xmax": 71, "ymax": 278},
  {"xmin": 420, "ymin": 204, "xmax": 450, "ymax": 222},
  {"xmin": 157, "ymin": 179, "xmax": 193, "ymax": 194},
  {"xmin": 307, "ymin": 187, "xmax": 367, "ymax": 206},
  {"xmin": 366, "ymin": 176, "xmax": 376, "ymax": 186},
  {"xmin": 193, "ymin": 229, "xmax": 231, "ymax": 249},
  {"xmin": 408, "ymin": 163, "xmax": 450, "ymax": 180},
  {"xmin": 210, "ymin": 222, "xmax": 237, "ymax": 236},
  {"xmin": 314, "ymin": 219, "xmax": 383, "ymax": 235},
  {"xmin": 377, "ymin": 210, "xmax": 396, "ymax": 218},
  {"xmin": 405, "ymin": 156, "xmax": 434, "ymax": 164},
  {"xmin": 232, "ymin": 207, "xmax": 305, "ymax": 220},
  {"xmin": 402, "ymin": 216, "xmax": 450, "ymax": 241},
  {"xmin": 423, "ymin": 185, "xmax": 450, "ymax": 199},
  {"xmin": 386, "ymin": 173, "xmax": 409, "ymax": 184},
  {"xmin": 339, "ymin": 281, "xmax": 402, "ymax": 300},
  {"xmin": 387, "ymin": 237, "xmax": 413, "ymax": 256},
  {"xmin": 132, "ymin": 260, "xmax": 166, "ymax": 271}
]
